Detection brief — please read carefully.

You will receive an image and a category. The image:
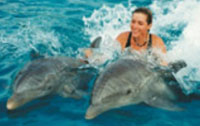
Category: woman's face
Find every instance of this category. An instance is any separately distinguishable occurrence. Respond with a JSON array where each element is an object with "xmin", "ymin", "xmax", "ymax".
[{"xmin": 130, "ymin": 12, "xmax": 152, "ymax": 38}]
